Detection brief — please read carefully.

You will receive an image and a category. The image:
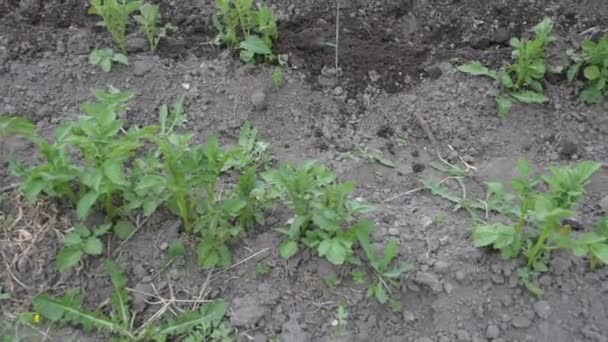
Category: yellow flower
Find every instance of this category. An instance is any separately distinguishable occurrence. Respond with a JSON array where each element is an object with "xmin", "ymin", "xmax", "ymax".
[{"xmin": 34, "ymin": 313, "xmax": 41, "ymax": 324}]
